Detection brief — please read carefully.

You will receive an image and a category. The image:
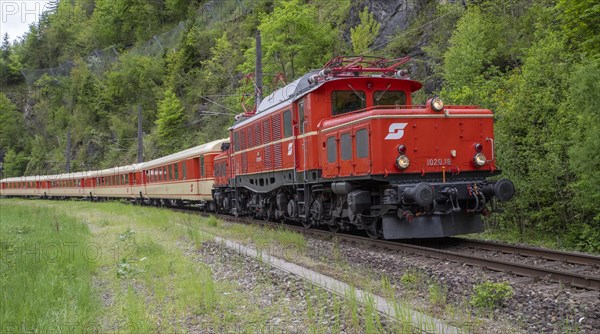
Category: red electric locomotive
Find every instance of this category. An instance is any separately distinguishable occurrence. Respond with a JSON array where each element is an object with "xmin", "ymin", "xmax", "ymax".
[{"xmin": 213, "ymin": 56, "xmax": 515, "ymax": 239}]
